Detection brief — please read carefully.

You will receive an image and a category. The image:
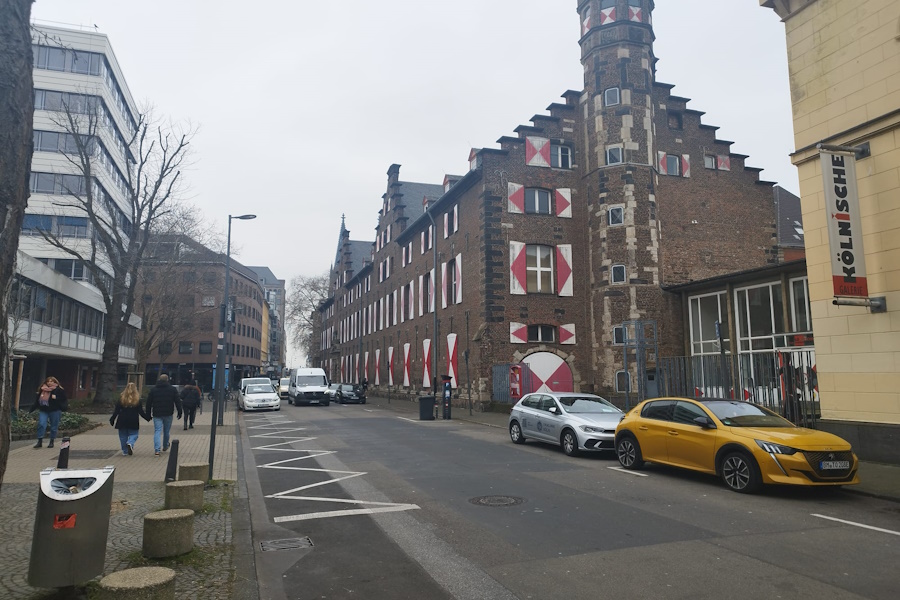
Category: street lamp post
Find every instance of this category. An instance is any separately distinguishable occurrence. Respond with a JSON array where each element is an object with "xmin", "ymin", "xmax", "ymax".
[{"xmin": 208, "ymin": 213, "xmax": 256, "ymax": 481}]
